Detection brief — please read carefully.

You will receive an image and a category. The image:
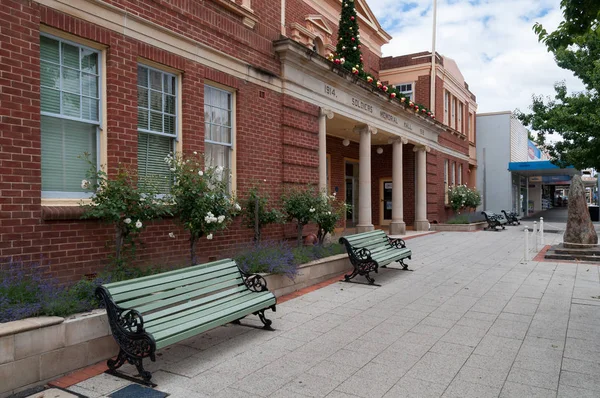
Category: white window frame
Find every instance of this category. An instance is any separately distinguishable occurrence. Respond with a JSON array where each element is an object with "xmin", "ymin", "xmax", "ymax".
[
  {"xmin": 204, "ymin": 84, "xmax": 235, "ymax": 191},
  {"xmin": 451, "ymin": 161, "xmax": 456, "ymax": 186},
  {"xmin": 458, "ymin": 164, "xmax": 463, "ymax": 185},
  {"xmin": 444, "ymin": 159, "xmax": 449, "ymax": 204},
  {"xmin": 137, "ymin": 63, "xmax": 178, "ymax": 192},
  {"xmin": 451, "ymin": 97, "xmax": 456, "ymax": 129},
  {"xmin": 395, "ymin": 83, "xmax": 413, "ymax": 101},
  {"xmin": 458, "ymin": 102, "xmax": 463, "ymax": 133},
  {"xmin": 444, "ymin": 91, "xmax": 449, "ymax": 125},
  {"xmin": 40, "ymin": 33, "xmax": 102, "ymax": 199}
]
